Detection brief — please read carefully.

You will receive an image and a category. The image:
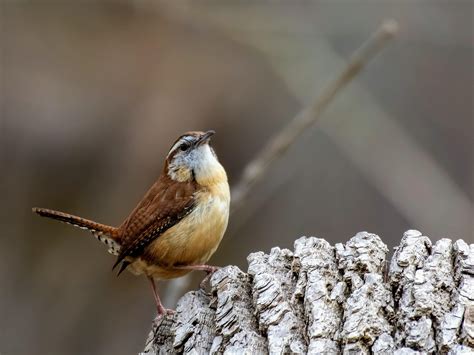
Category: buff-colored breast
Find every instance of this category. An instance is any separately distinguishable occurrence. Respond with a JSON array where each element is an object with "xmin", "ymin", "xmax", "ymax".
[{"xmin": 127, "ymin": 181, "xmax": 230, "ymax": 279}]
